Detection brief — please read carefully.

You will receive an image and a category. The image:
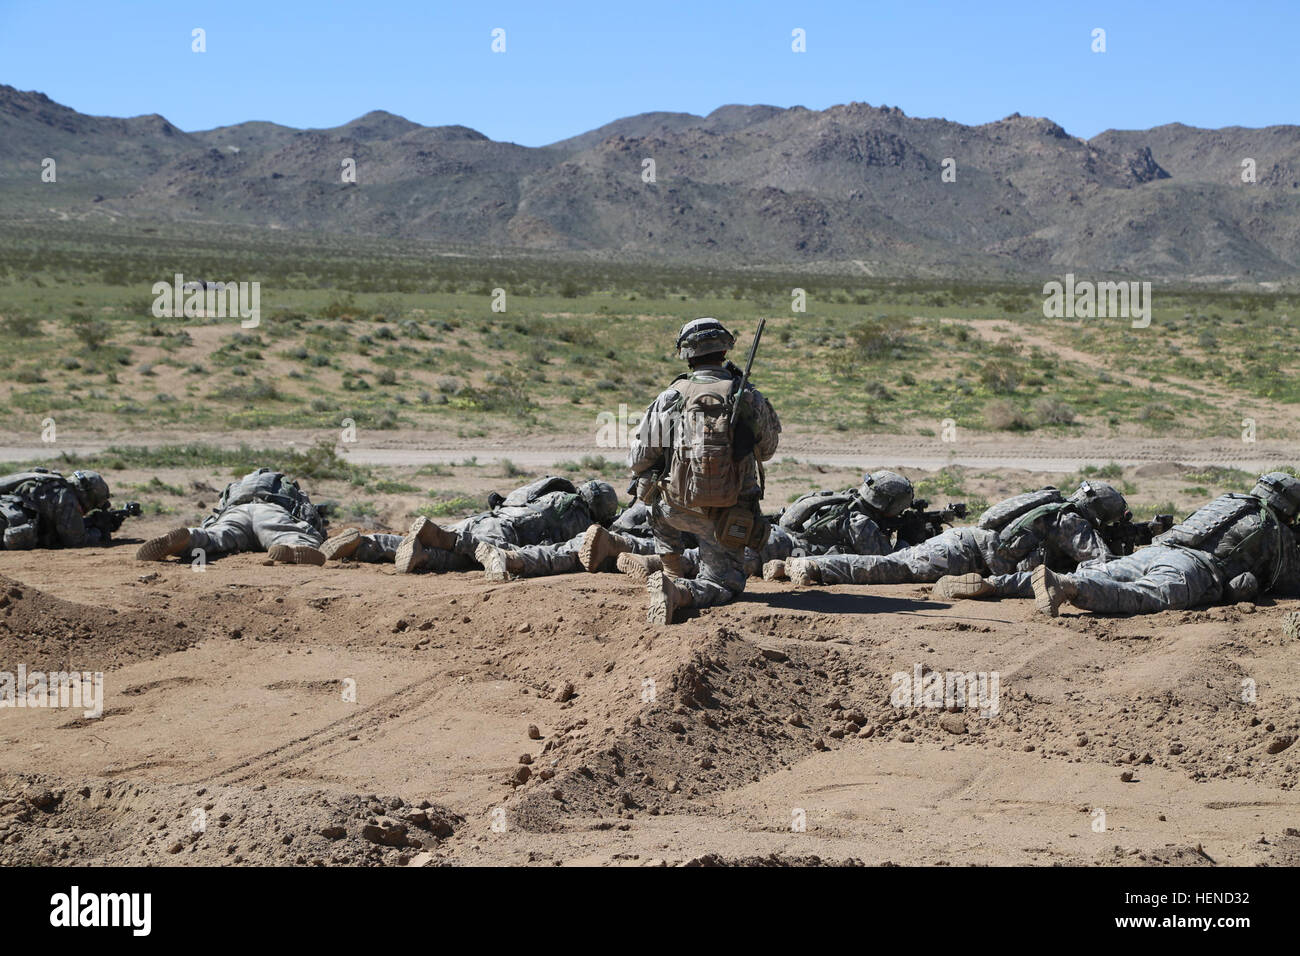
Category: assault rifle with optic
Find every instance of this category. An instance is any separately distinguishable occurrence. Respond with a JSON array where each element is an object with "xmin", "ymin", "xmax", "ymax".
[
  {"xmin": 83, "ymin": 501, "xmax": 142, "ymax": 542},
  {"xmin": 879, "ymin": 499, "xmax": 969, "ymax": 546},
  {"xmin": 1102, "ymin": 511, "xmax": 1175, "ymax": 556}
]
